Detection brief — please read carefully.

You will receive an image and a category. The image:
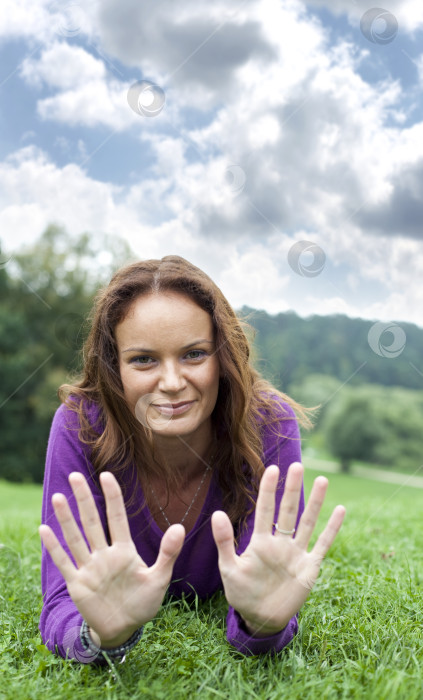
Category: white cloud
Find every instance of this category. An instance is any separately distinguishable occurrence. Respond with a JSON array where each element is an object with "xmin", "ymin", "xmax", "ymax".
[
  {"xmin": 19, "ymin": 42, "xmax": 133, "ymax": 130},
  {"xmin": 1, "ymin": 145, "xmax": 422, "ymax": 328},
  {"xmin": 0, "ymin": 0, "xmax": 423, "ymax": 327},
  {"xmin": 35, "ymin": 77, "xmax": 131, "ymax": 129},
  {"xmin": 20, "ymin": 42, "xmax": 105, "ymax": 90},
  {"xmin": 0, "ymin": 147, "xmax": 122, "ymax": 248},
  {"xmin": 0, "ymin": 0, "xmax": 51, "ymax": 41},
  {"xmin": 219, "ymin": 247, "xmax": 291, "ymax": 314},
  {"xmin": 0, "ymin": 0, "xmax": 95, "ymax": 43}
]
